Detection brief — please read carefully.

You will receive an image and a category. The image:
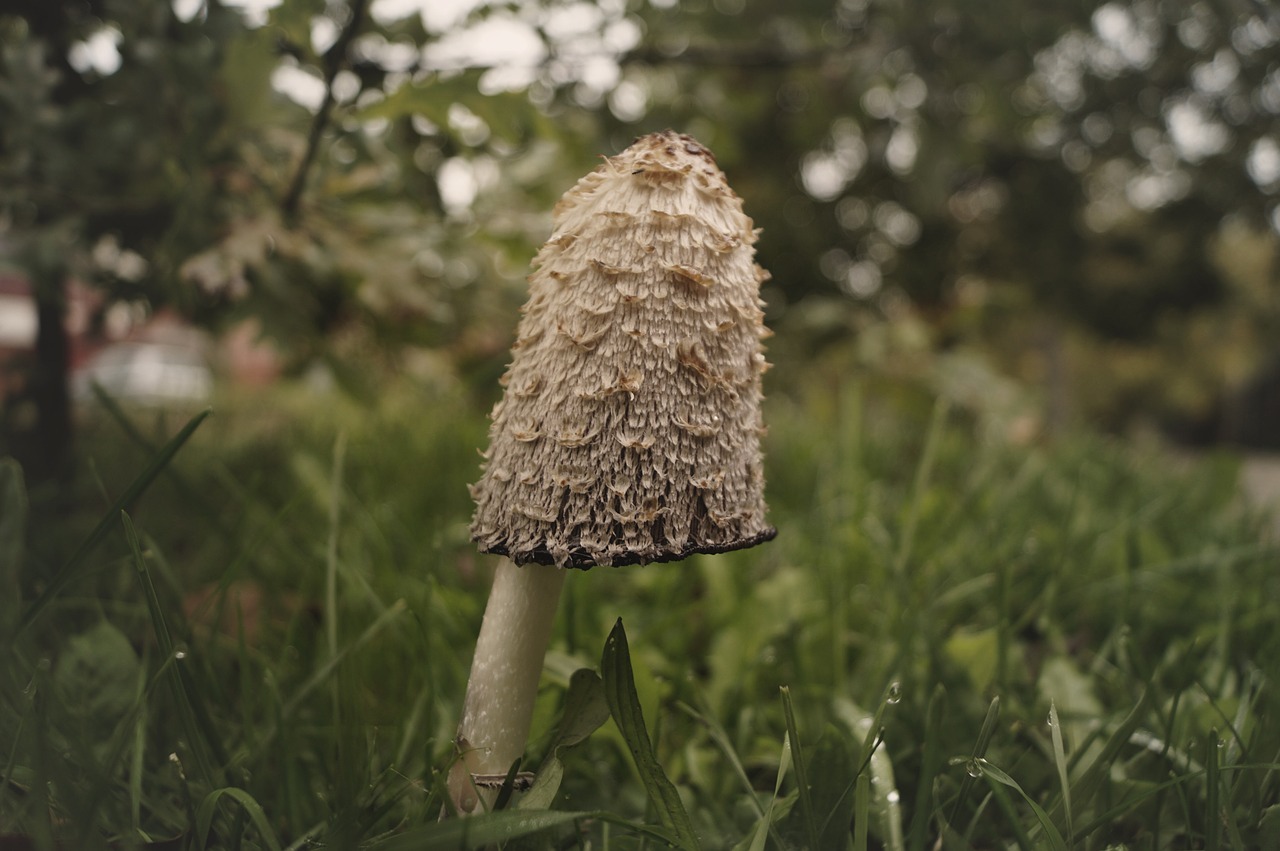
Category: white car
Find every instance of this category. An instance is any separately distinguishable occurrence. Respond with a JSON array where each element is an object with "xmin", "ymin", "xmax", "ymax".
[{"xmin": 73, "ymin": 341, "xmax": 212, "ymax": 407}]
